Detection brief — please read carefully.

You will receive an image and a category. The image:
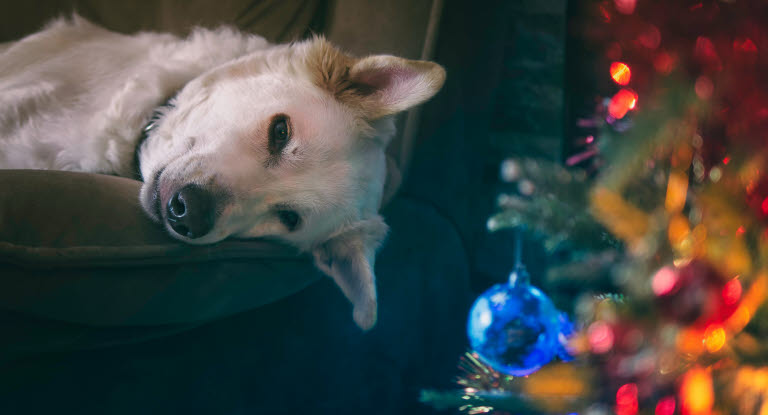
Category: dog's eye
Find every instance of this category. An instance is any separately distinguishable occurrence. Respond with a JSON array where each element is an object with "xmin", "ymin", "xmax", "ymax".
[
  {"xmin": 268, "ymin": 115, "xmax": 291, "ymax": 154},
  {"xmin": 277, "ymin": 210, "xmax": 301, "ymax": 231}
]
